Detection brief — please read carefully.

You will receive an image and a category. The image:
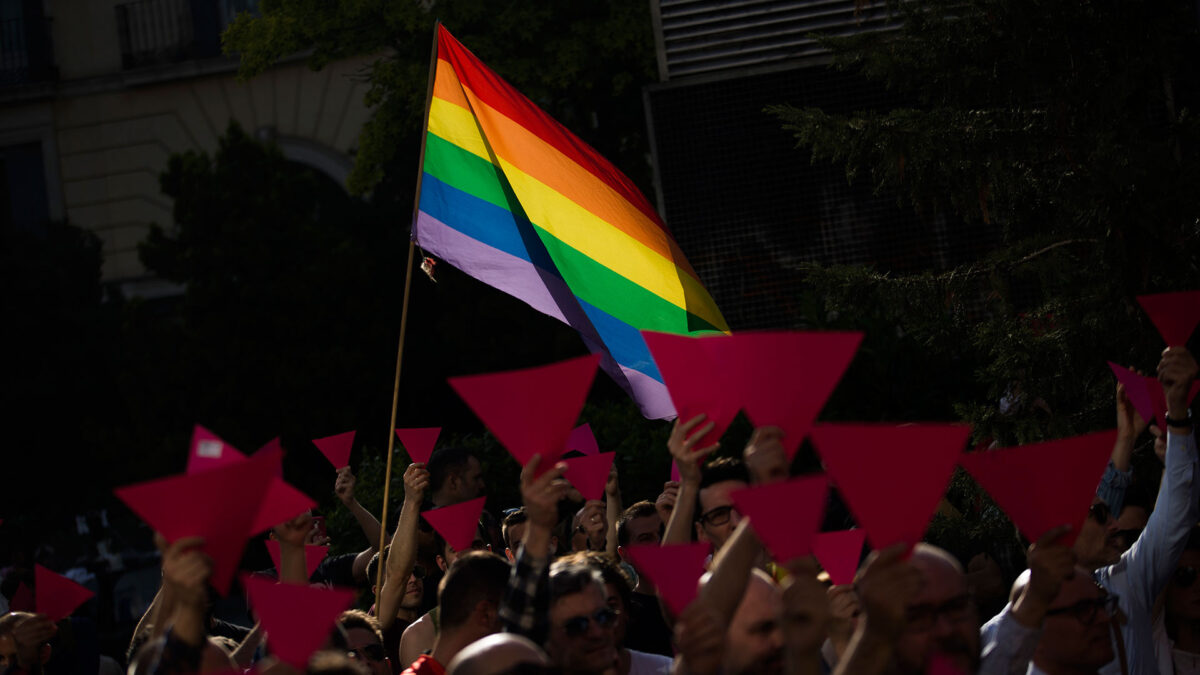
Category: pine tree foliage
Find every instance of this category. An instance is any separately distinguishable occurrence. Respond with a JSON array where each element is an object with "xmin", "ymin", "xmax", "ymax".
[
  {"xmin": 223, "ymin": 0, "xmax": 656, "ymax": 195},
  {"xmin": 769, "ymin": 1, "xmax": 1200, "ymax": 561}
]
